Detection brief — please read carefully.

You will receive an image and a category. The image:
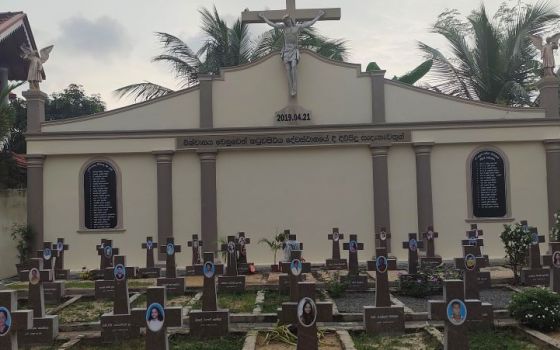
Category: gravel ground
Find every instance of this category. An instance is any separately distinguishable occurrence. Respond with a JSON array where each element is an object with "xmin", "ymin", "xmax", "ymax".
[
  {"xmin": 333, "ymin": 292, "xmax": 376, "ymax": 313},
  {"xmin": 393, "ymin": 294, "xmax": 442, "ymax": 313},
  {"xmin": 394, "ymin": 288, "xmax": 514, "ymax": 312}
]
